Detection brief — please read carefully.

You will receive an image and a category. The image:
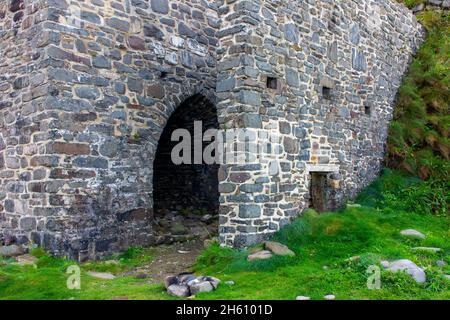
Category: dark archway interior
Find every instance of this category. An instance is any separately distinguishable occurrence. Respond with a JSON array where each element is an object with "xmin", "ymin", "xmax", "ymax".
[{"xmin": 152, "ymin": 94, "xmax": 219, "ymax": 243}]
